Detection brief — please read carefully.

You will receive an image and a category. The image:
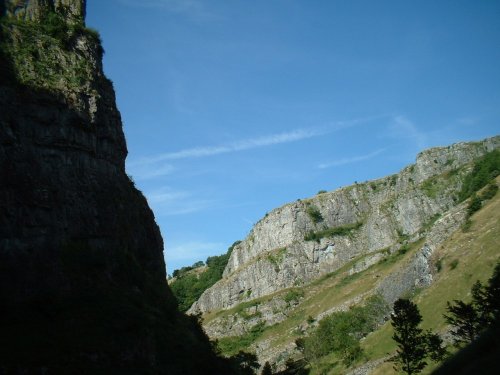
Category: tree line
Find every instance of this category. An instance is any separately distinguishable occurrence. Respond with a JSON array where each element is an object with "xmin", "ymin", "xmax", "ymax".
[{"xmin": 170, "ymin": 241, "xmax": 241, "ymax": 311}]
